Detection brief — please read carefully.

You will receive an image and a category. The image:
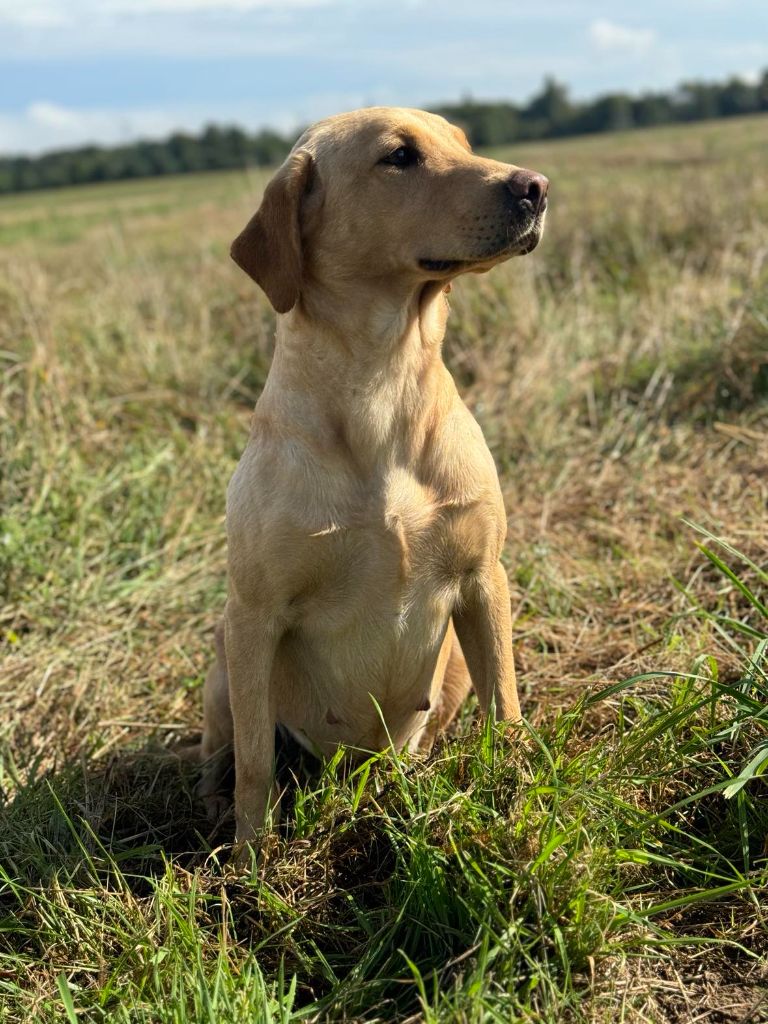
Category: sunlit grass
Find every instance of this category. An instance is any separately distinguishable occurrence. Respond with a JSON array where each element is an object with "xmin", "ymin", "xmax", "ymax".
[{"xmin": 1, "ymin": 113, "xmax": 767, "ymax": 1021}]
